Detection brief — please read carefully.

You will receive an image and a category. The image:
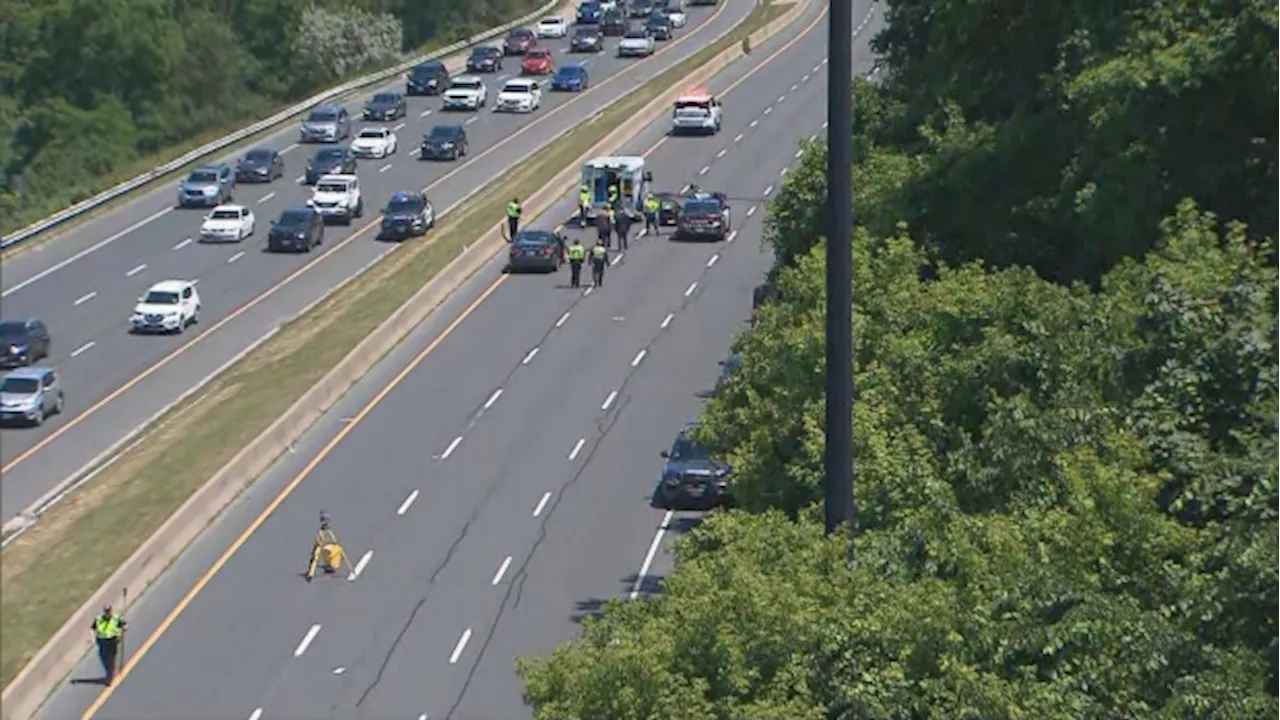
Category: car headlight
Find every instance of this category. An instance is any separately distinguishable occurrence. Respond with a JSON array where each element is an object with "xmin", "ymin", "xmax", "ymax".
[{"xmin": 10, "ymin": 344, "xmax": 26, "ymax": 353}]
